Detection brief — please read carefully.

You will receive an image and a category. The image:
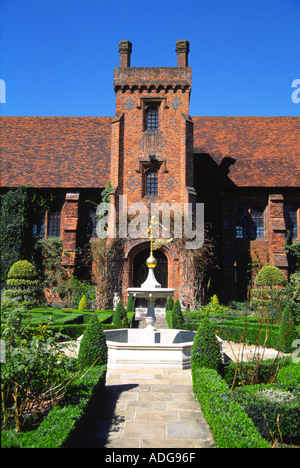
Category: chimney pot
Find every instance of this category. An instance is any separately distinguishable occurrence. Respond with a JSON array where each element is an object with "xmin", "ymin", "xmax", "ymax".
[
  {"xmin": 175, "ymin": 40, "xmax": 190, "ymax": 67},
  {"xmin": 119, "ymin": 40, "xmax": 132, "ymax": 67}
]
